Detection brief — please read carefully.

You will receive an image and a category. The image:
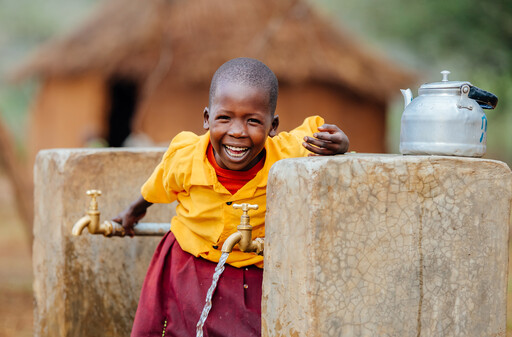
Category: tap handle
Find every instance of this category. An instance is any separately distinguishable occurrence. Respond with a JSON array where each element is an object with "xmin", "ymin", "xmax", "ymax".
[
  {"xmin": 233, "ymin": 203, "xmax": 259, "ymax": 215},
  {"xmin": 86, "ymin": 189, "xmax": 102, "ymax": 211}
]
